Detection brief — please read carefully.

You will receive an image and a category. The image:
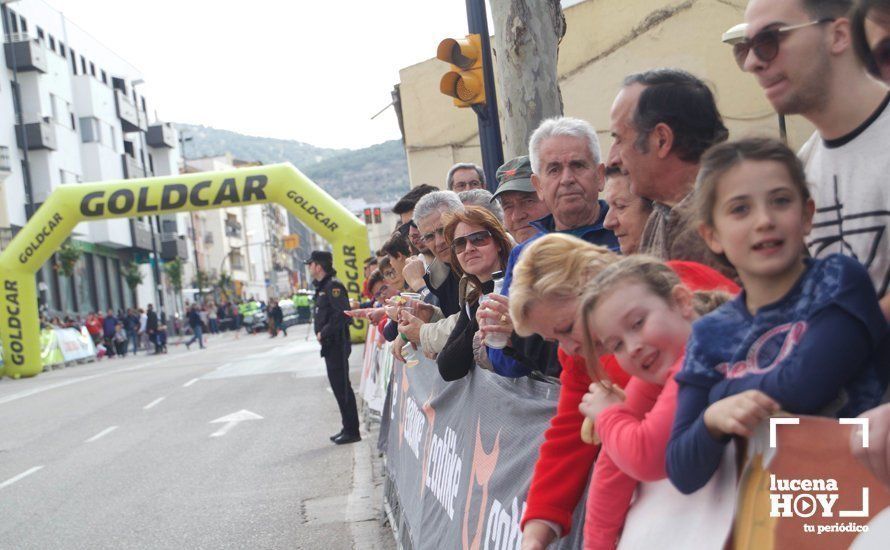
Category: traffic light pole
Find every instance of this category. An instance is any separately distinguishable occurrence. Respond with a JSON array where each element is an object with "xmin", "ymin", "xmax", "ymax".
[{"xmin": 465, "ymin": 0, "xmax": 504, "ymax": 193}]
